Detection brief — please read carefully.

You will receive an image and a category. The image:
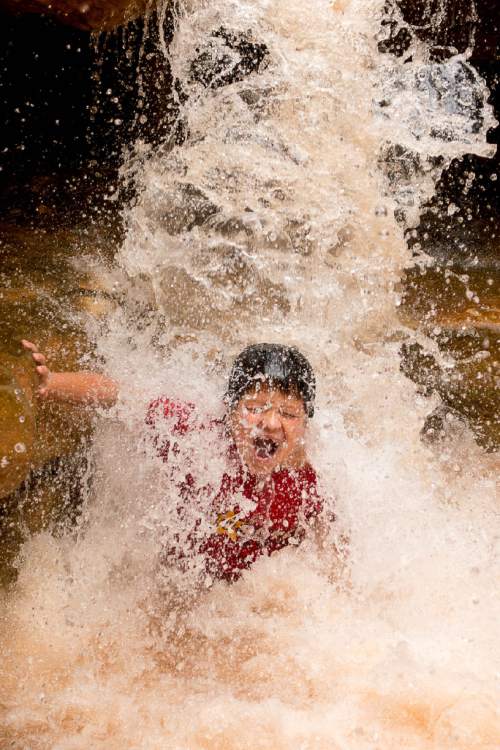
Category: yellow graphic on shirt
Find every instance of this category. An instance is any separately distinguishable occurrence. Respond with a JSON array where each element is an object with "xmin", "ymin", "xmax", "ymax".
[{"xmin": 216, "ymin": 509, "xmax": 244, "ymax": 541}]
